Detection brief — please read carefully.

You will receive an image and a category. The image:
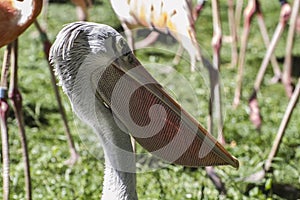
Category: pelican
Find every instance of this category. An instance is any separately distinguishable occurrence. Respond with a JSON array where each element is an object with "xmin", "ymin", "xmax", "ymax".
[{"xmin": 49, "ymin": 21, "xmax": 238, "ymax": 199}]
